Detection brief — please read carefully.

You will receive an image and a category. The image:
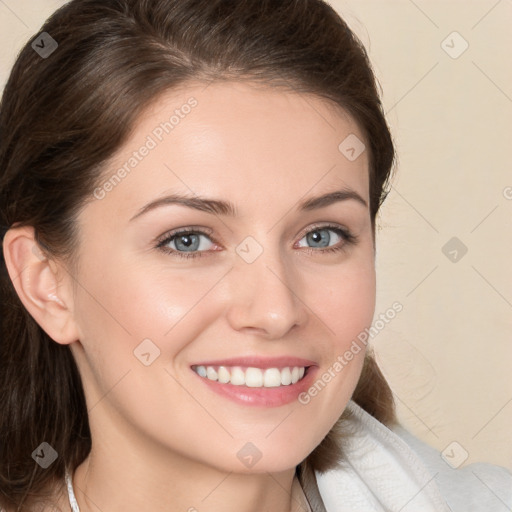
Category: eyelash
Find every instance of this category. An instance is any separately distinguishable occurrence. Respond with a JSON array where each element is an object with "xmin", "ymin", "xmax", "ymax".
[{"xmin": 155, "ymin": 223, "xmax": 358, "ymax": 260}]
